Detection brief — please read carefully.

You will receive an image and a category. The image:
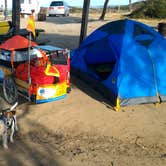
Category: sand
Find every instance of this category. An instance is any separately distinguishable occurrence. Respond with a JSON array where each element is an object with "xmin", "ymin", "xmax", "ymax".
[{"xmin": 0, "ymin": 13, "xmax": 165, "ymax": 166}]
